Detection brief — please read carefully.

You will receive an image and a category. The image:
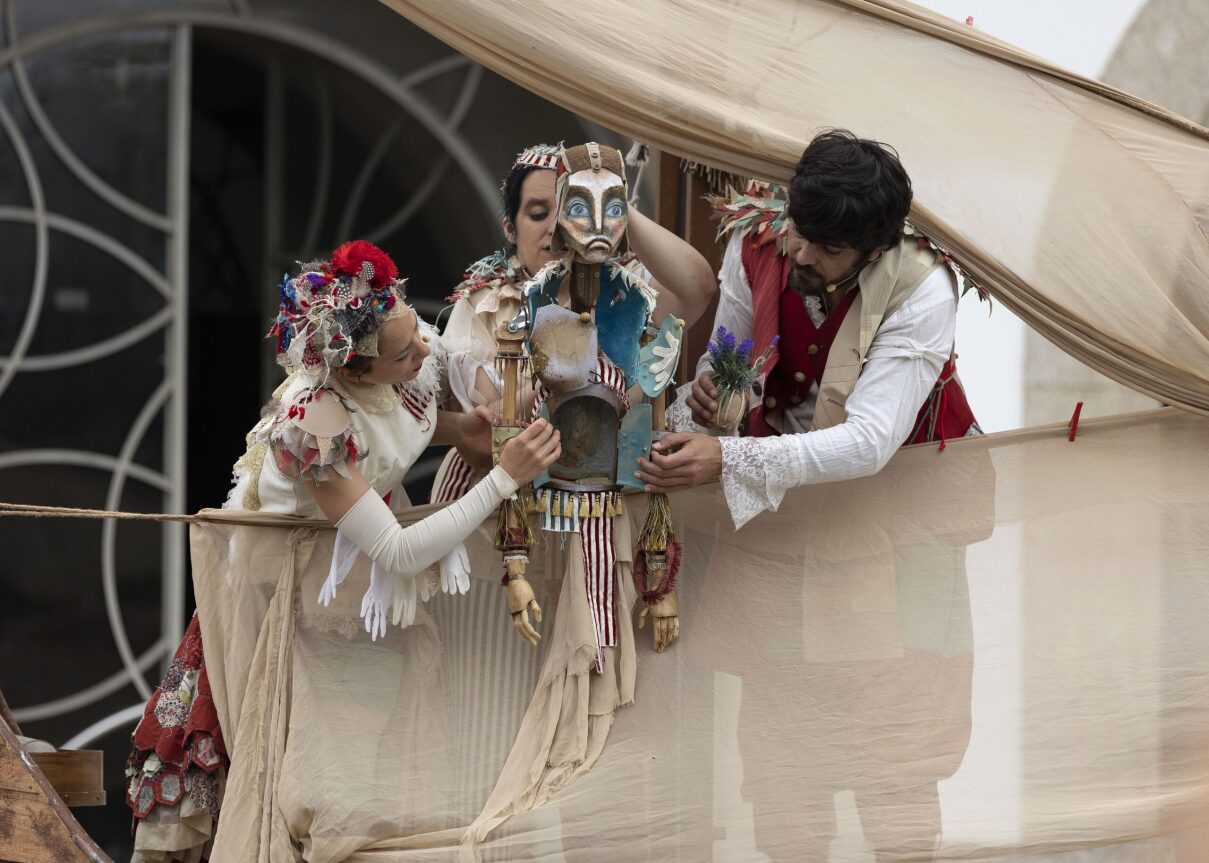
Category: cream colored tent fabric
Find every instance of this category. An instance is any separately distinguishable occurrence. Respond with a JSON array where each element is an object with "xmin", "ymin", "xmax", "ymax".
[
  {"xmin": 380, "ymin": 0, "xmax": 1209, "ymax": 415},
  {"xmin": 194, "ymin": 408, "xmax": 1209, "ymax": 861}
]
